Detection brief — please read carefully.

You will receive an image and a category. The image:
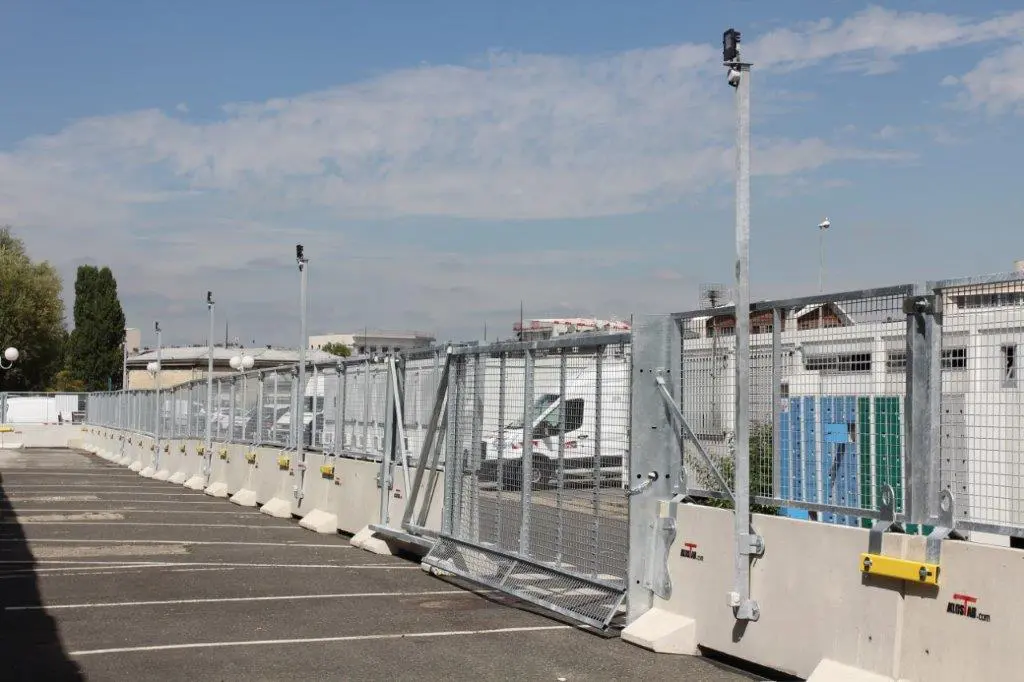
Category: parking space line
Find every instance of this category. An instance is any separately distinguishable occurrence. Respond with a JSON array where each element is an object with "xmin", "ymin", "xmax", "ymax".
[
  {"xmin": 0, "ymin": 539, "xmax": 353, "ymax": 548},
  {"xmin": 68, "ymin": 625, "xmax": 573, "ymax": 657},
  {"xmin": 8, "ymin": 589, "xmax": 470, "ymax": 611},
  {"xmin": 10, "ymin": 508, "xmax": 259, "ymax": 515},
  {"xmin": 6, "ymin": 492, "xmax": 208, "ymax": 498},
  {"xmin": 4, "ymin": 522, "xmax": 302, "ymax": 528}
]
